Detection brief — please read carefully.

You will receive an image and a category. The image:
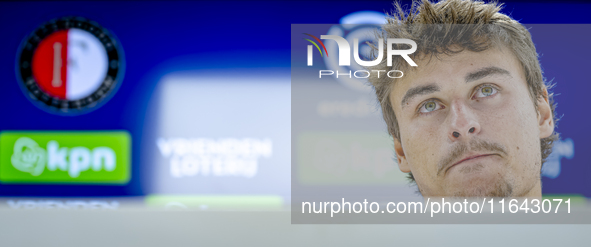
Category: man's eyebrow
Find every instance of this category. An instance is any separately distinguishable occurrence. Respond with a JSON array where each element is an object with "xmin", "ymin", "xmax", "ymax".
[
  {"xmin": 465, "ymin": 66, "xmax": 511, "ymax": 83},
  {"xmin": 401, "ymin": 84, "xmax": 440, "ymax": 109}
]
